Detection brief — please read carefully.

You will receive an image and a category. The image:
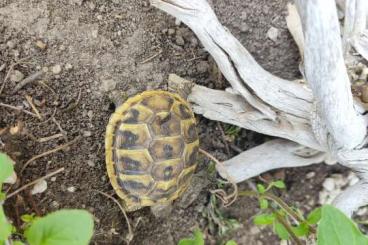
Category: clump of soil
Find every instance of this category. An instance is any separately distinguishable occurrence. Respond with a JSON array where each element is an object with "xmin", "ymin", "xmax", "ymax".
[{"xmin": 0, "ymin": 0, "xmax": 344, "ymax": 244}]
